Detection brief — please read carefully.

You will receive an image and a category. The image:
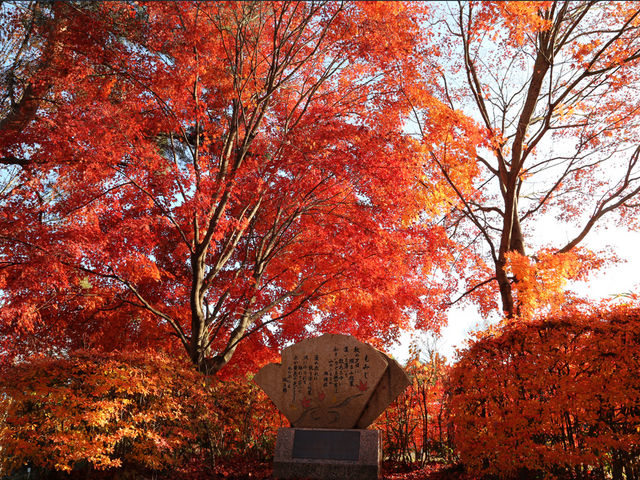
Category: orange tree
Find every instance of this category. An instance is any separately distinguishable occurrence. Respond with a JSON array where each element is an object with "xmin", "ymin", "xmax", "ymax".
[
  {"xmin": 415, "ymin": 1, "xmax": 640, "ymax": 318},
  {"xmin": 377, "ymin": 347, "xmax": 452, "ymax": 466},
  {"xmin": 447, "ymin": 304, "xmax": 640, "ymax": 479},
  {"xmin": 0, "ymin": 2, "xmax": 470, "ymax": 374}
]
